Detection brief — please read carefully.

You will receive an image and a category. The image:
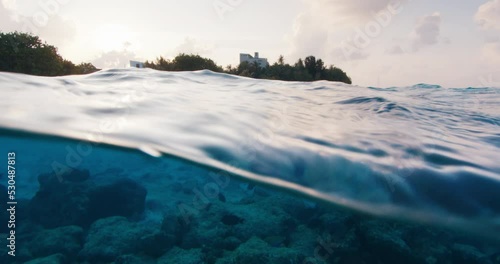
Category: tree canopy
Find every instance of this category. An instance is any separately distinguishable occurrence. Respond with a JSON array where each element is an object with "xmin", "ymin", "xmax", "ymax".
[
  {"xmin": 0, "ymin": 31, "xmax": 351, "ymax": 84},
  {"xmin": 0, "ymin": 31, "xmax": 98, "ymax": 76},
  {"xmin": 148, "ymin": 53, "xmax": 352, "ymax": 84},
  {"xmin": 225, "ymin": 55, "xmax": 352, "ymax": 84},
  {"xmin": 145, "ymin": 54, "xmax": 223, "ymax": 72}
]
